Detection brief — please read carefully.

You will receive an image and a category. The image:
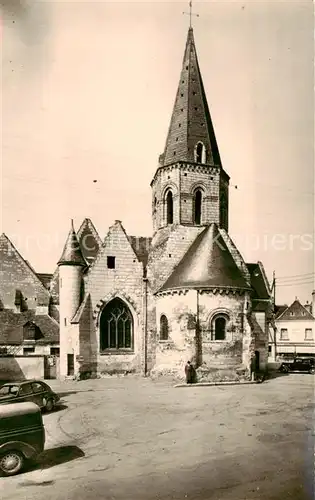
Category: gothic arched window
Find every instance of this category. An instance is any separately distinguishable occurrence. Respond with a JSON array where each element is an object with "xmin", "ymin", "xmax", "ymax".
[
  {"xmin": 166, "ymin": 190, "xmax": 173, "ymax": 224},
  {"xmin": 211, "ymin": 315, "xmax": 228, "ymax": 341},
  {"xmin": 195, "ymin": 142, "xmax": 206, "ymax": 163},
  {"xmin": 193, "ymin": 189, "xmax": 202, "ymax": 225},
  {"xmin": 100, "ymin": 298, "xmax": 133, "ymax": 351},
  {"xmin": 160, "ymin": 315, "xmax": 169, "ymax": 341}
]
